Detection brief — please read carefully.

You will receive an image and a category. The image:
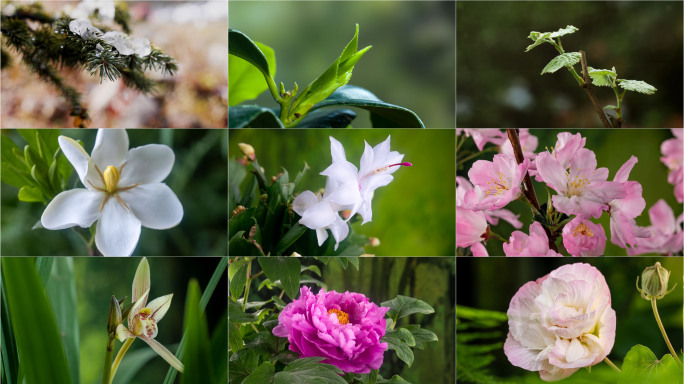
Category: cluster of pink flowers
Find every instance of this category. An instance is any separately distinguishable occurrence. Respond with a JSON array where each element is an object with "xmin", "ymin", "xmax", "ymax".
[{"xmin": 457, "ymin": 129, "xmax": 684, "ymax": 256}]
